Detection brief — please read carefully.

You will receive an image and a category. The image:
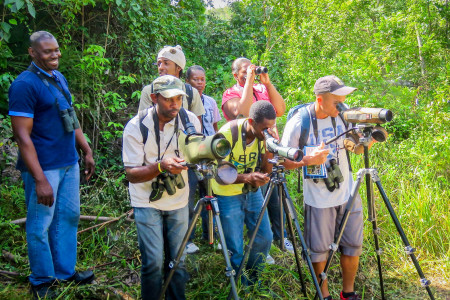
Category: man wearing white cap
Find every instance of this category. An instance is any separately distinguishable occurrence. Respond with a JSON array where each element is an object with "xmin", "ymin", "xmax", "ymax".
[
  {"xmin": 138, "ymin": 45, "xmax": 205, "ymax": 118},
  {"xmin": 123, "ymin": 75, "xmax": 201, "ymax": 299},
  {"xmin": 138, "ymin": 45, "xmax": 206, "ymax": 254},
  {"xmin": 281, "ymin": 75, "xmax": 363, "ymax": 300}
]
